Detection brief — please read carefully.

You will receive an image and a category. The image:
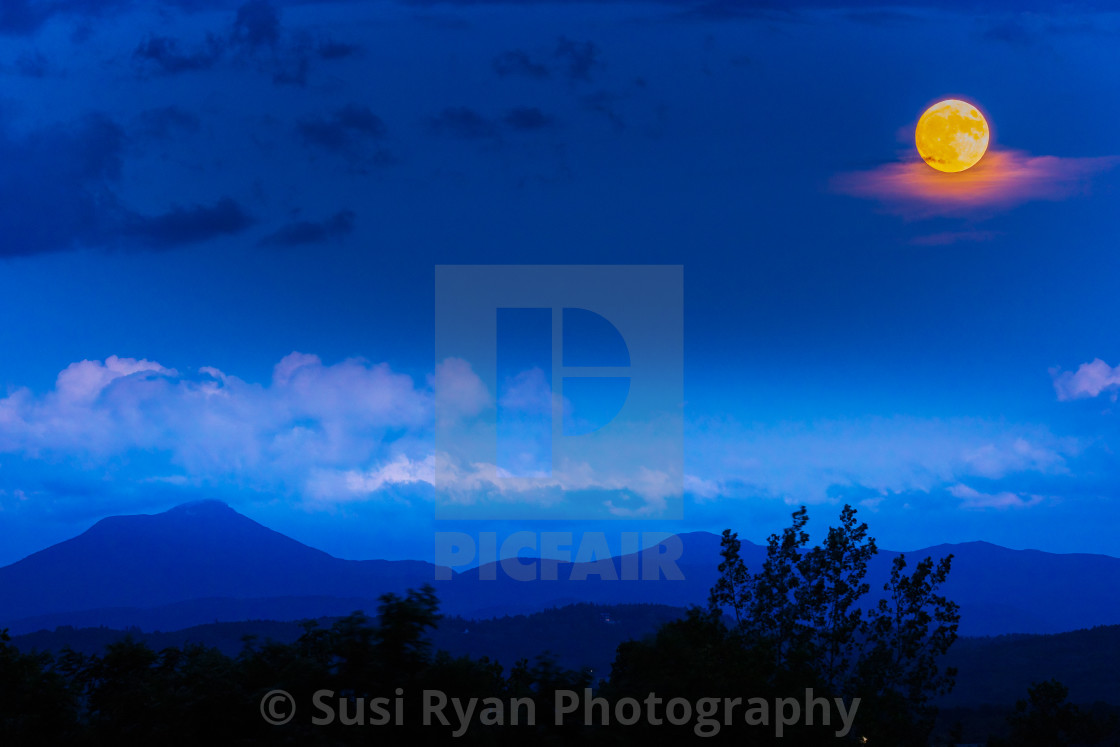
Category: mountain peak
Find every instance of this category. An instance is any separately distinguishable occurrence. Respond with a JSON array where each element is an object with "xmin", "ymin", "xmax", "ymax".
[
  {"xmin": 163, "ymin": 500, "xmax": 237, "ymax": 518},
  {"xmin": 0, "ymin": 499, "xmax": 438, "ymax": 630}
]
